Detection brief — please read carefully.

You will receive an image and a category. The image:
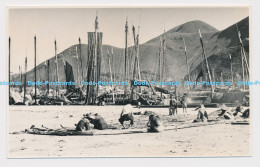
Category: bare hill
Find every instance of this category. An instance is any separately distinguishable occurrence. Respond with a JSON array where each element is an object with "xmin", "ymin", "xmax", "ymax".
[{"xmin": 12, "ymin": 17, "xmax": 249, "ymax": 84}]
